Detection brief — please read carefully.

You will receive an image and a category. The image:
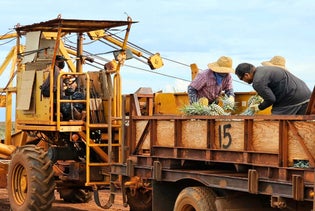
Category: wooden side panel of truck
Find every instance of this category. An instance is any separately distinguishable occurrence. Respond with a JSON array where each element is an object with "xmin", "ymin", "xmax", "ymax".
[{"xmin": 111, "ymin": 93, "xmax": 315, "ymax": 210}]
